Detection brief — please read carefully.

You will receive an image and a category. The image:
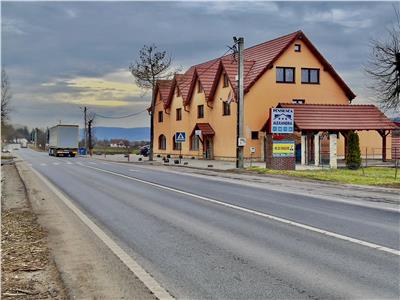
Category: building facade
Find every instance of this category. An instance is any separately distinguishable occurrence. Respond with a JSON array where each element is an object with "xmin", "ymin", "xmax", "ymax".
[{"xmin": 153, "ymin": 31, "xmax": 392, "ymax": 161}]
